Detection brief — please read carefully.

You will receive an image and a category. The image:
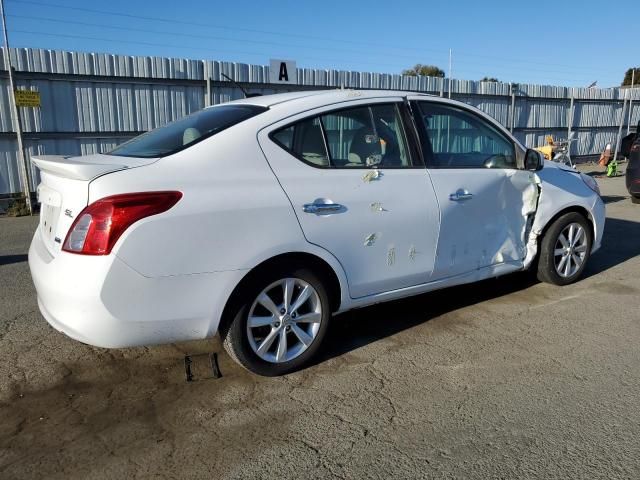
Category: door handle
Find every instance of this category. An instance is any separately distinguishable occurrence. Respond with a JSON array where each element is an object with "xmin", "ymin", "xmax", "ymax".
[
  {"xmin": 303, "ymin": 202, "xmax": 344, "ymax": 214},
  {"xmin": 449, "ymin": 189, "xmax": 473, "ymax": 201}
]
